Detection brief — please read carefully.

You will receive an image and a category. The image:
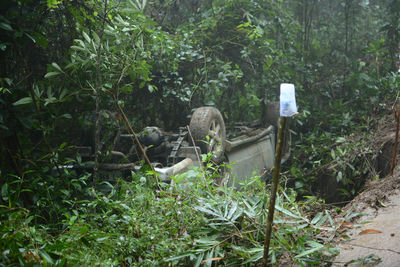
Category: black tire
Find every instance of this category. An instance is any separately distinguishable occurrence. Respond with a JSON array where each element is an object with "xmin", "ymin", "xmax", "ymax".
[{"xmin": 189, "ymin": 107, "xmax": 226, "ymax": 163}]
